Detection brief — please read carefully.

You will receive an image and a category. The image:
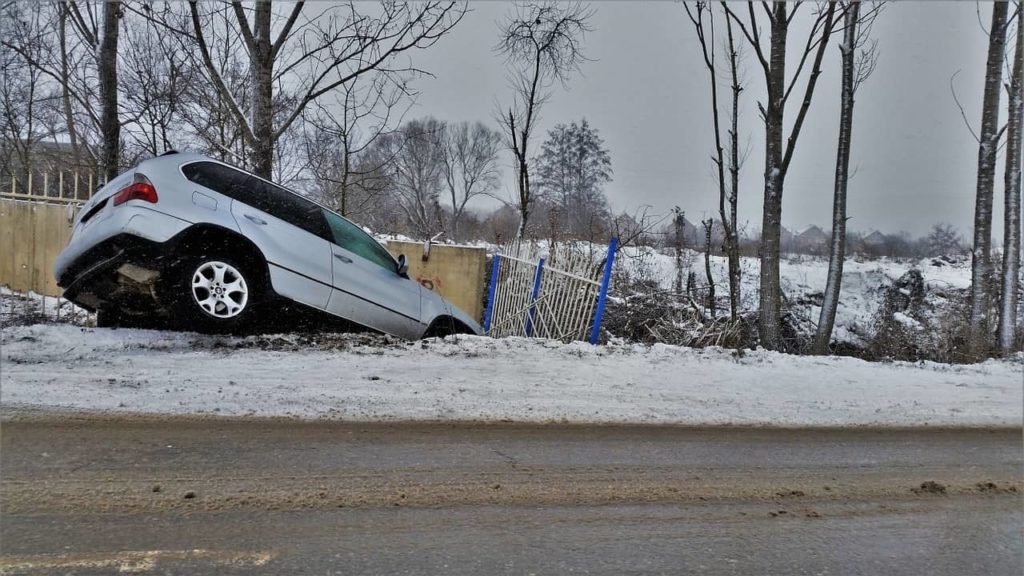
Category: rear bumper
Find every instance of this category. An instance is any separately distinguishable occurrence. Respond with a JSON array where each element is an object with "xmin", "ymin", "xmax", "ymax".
[
  {"xmin": 57, "ymin": 234, "xmax": 172, "ymax": 312},
  {"xmin": 55, "ymin": 204, "xmax": 191, "ymax": 284}
]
